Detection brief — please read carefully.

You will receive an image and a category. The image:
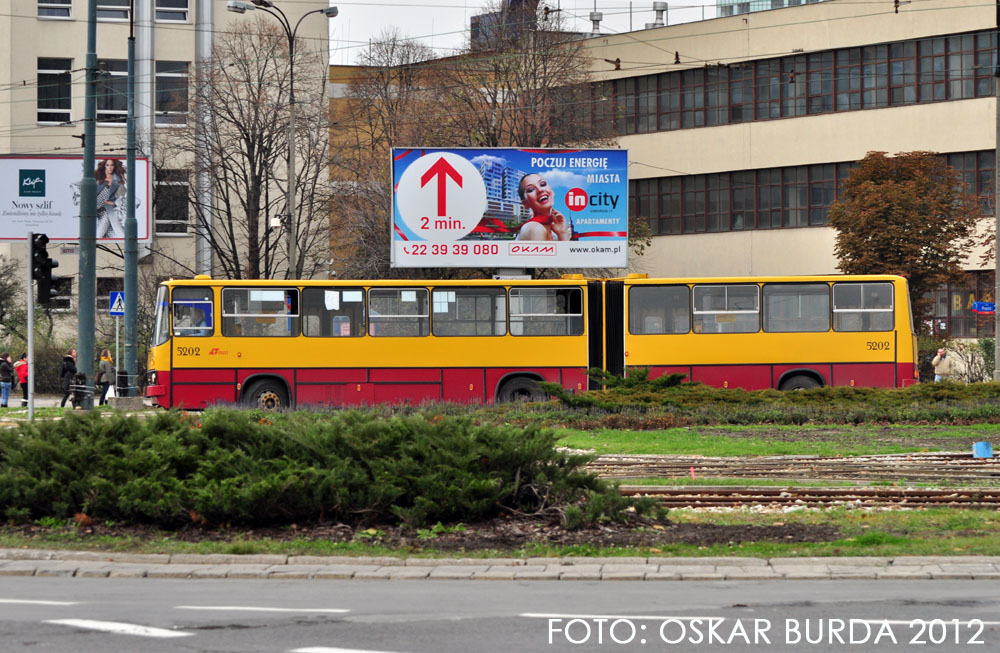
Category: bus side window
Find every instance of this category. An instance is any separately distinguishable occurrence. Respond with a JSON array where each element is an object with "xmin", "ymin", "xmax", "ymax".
[
  {"xmin": 171, "ymin": 287, "xmax": 214, "ymax": 337},
  {"xmin": 302, "ymin": 288, "xmax": 365, "ymax": 337}
]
